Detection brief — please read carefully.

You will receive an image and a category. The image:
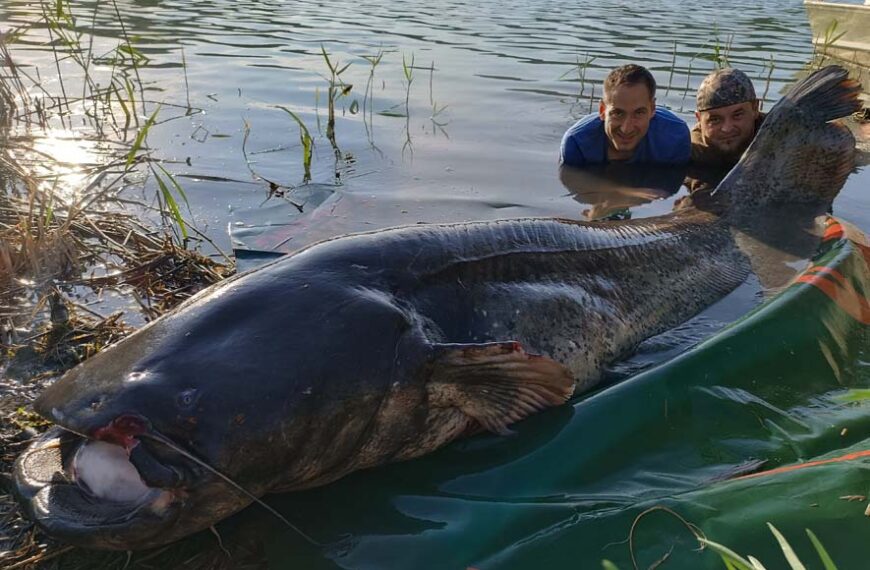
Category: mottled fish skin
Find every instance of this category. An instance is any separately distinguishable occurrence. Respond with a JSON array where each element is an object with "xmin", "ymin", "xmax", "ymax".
[
  {"xmin": 306, "ymin": 209, "xmax": 749, "ymax": 395},
  {"xmin": 10, "ymin": 66, "xmax": 864, "ymax": 551}
]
